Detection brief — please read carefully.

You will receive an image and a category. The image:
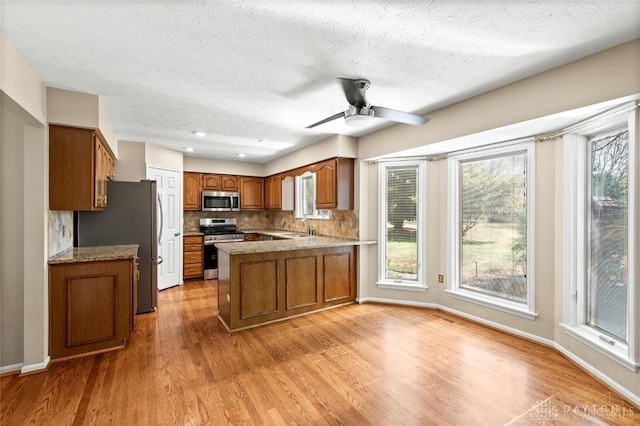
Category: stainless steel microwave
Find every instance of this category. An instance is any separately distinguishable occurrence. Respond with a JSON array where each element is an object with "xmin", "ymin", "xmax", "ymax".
[{"xmin": 202, "ymin": 191, "xmax": 240, "ymax": 211}]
